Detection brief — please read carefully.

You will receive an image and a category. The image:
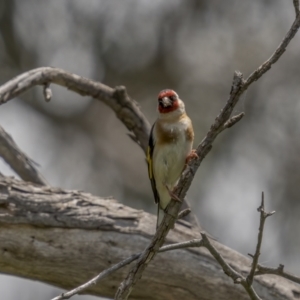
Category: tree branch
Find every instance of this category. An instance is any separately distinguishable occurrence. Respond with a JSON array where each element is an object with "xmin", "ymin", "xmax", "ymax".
[
  {"xmin": 256, "ymin": 264, "xmax": 300, "ymax": 285},
  {"xmin": 201, "ymin": 233, "xmax": 262, "ymax": 300},
  {"xmin": 0, "ymin": 125, "xmax": 47, "ymax": 185},
  {"xmin": 247, "ymin": 193, "xmax": 275, "ymax": 286},
  {"xmin": 244, "ymin": 4, "xmax": 300, "ymax": 88},
  {"xmin": 115, "ymin": 71, "xmax": 245, "ymax": 300},
  {"xmin": 115, "ymin": 5, "xmax": 300, "ymax": 298},
  {"xmin": 0, "ymin": 176, "xmax": 298, "ymax": 300},
  {"xmin": 293, "ymin": 0, "xmax": 299, "ymax": 18},
  {"xmin": 0, "ymin": 67, "xmax": 150, "ymax": 153}
]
